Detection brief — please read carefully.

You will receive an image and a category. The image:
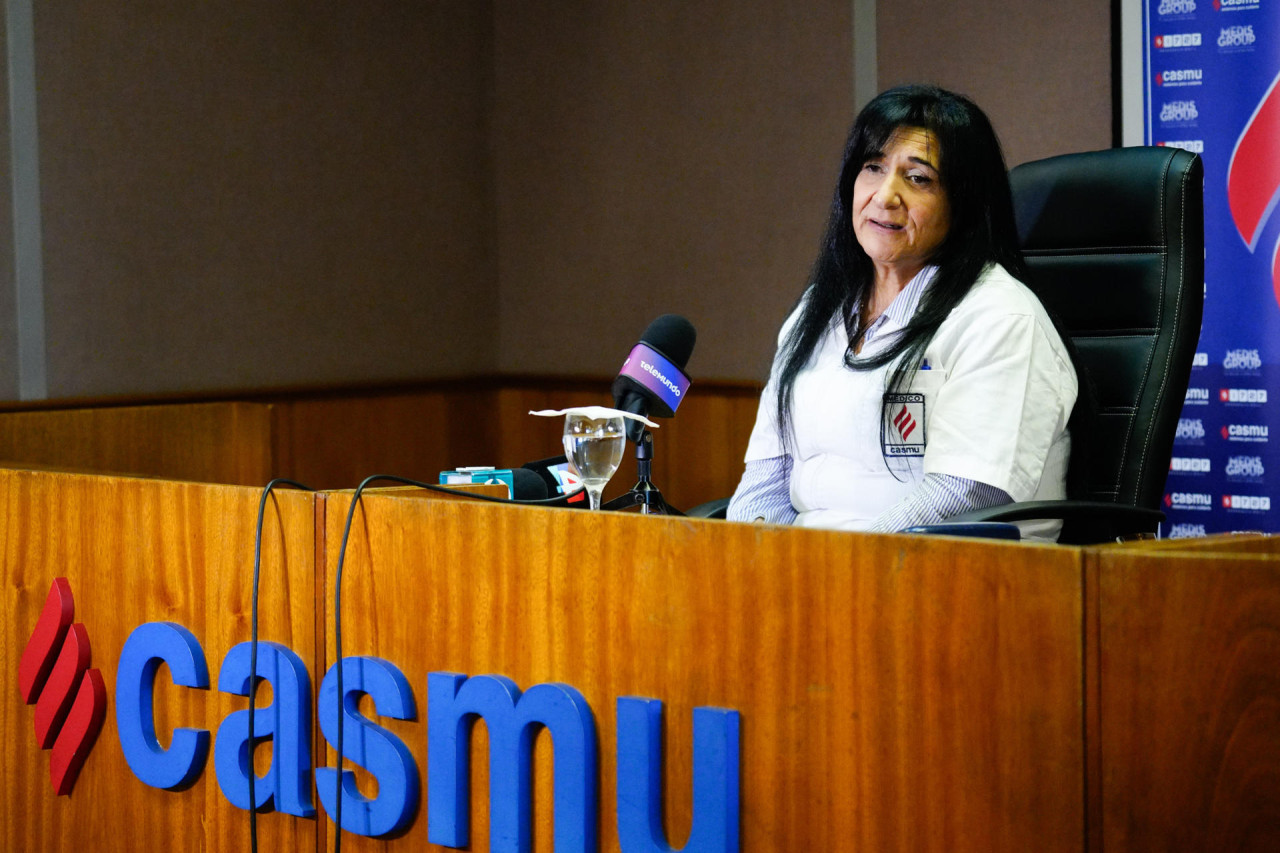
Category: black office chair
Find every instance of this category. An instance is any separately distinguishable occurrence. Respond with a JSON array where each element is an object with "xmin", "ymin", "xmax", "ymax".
[
  {"xmin": 692, "ymin": 146, "xmax": 1205, "ymax": 545},
  {"xmin": 937, "ymin": 145, "xmax": 1204, "ymax": 543}
]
